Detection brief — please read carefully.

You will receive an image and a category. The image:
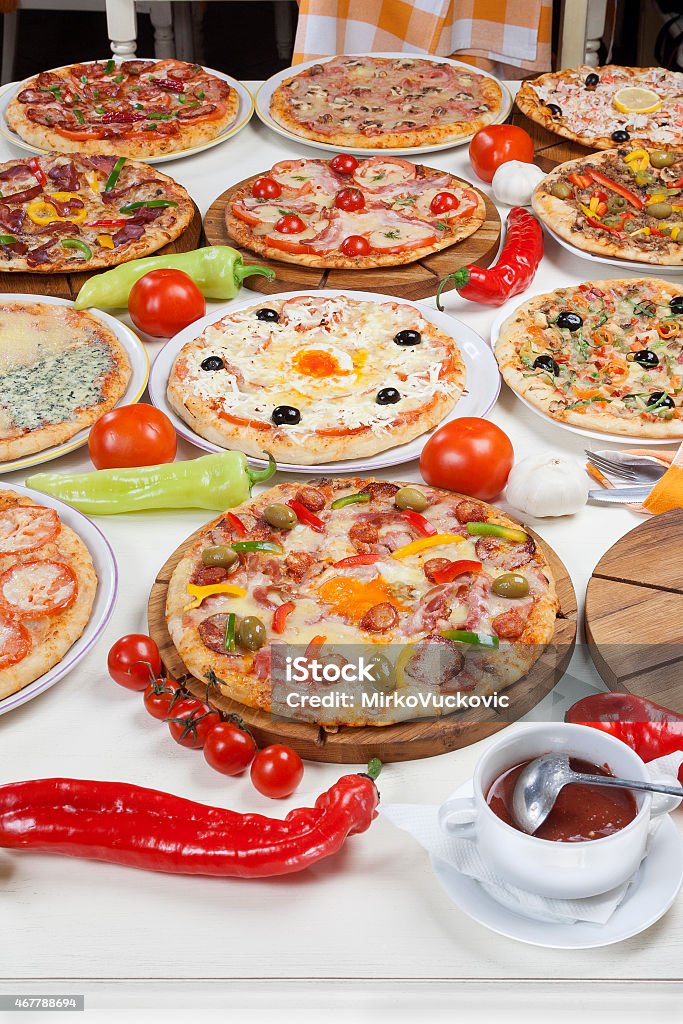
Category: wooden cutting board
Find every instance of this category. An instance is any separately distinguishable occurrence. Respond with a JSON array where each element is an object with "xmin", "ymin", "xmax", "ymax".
[
  {"xmin": 147, "ymin": 526, "xmax": 577, "ymax": 764},
  {"xmin": 511, "ymin": 108, "xmax": 597, "ymax": 171},
  {"xmin": 203, "ymin": 174, "xmax": 501, "ymax": 301},
  {"xmin": 0, "ymin": 203, "xmax": 202, "ymax": 301},
  {"xmin": 585, "ymin": 508, "xmax": 683, "ymax": 713}
]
